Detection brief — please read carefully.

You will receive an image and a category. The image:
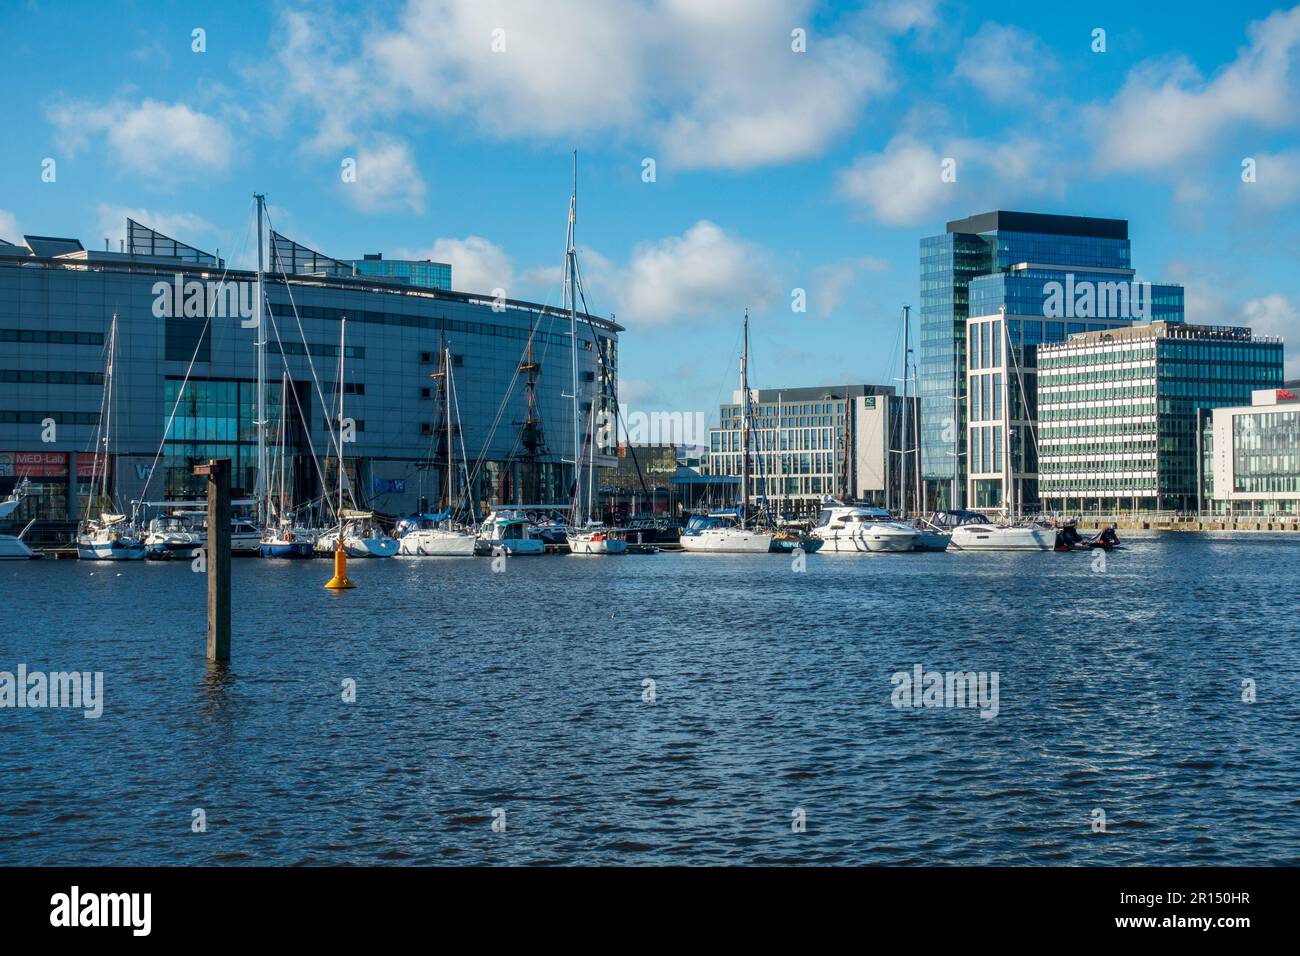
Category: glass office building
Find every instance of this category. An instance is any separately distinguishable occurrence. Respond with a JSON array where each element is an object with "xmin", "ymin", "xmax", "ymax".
[
  {"xmin": 707, "ymin": 384, "xmax": 902, "ymax": 513},
  {"xmin": 0, "ymin": 222, "xmax": 621, "ymax": 539},
  {"xmin": 346, "ymin": 253, "xmax": 452, "ymax": 291},
  {"xmin": 1037, "ymin": 322, "xmax": 1283, "ymax": 512},
  {"xmin": 1207, "ymin": 387, "xmax": 1300, "ymax": 514},
  {"xmin": 919, "ymin": 210, "xmax": 1184, "ymax": 509}
]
